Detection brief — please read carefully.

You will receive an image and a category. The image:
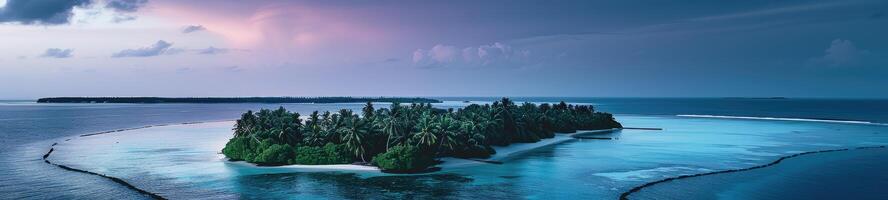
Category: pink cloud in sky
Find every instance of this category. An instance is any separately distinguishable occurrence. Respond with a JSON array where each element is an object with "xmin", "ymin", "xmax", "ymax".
[{"xmin": 147, "ymin": 1, "xmax": 391, "ymax": 60}]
